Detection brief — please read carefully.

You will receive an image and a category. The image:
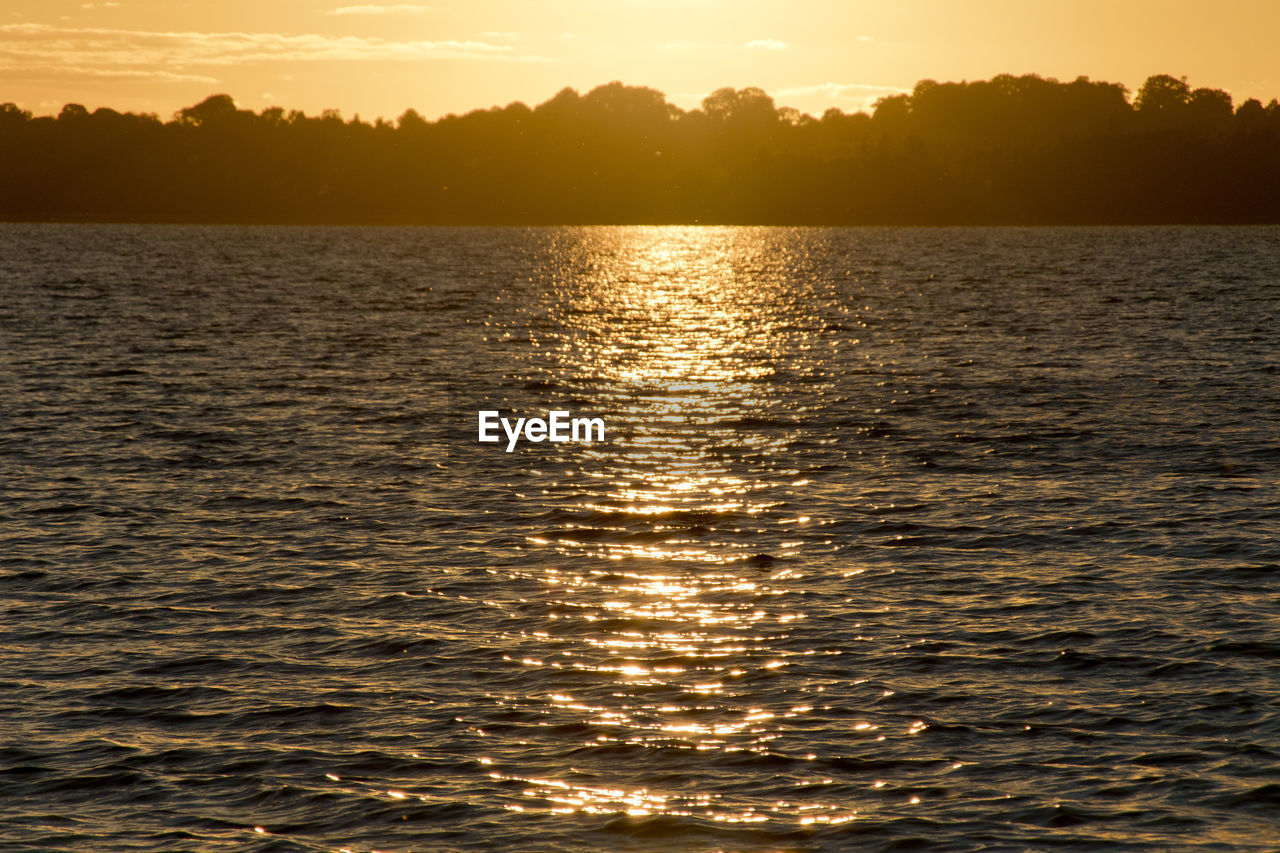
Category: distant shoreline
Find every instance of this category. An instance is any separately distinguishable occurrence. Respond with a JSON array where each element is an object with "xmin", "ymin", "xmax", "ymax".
[
  {"xmin": 4, "ymin": 219, "xmax": 1278, "ymax": 227},
  {"xmin": 4, "ymin": 74, "xmax": 1278, "ymax": 226}
]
